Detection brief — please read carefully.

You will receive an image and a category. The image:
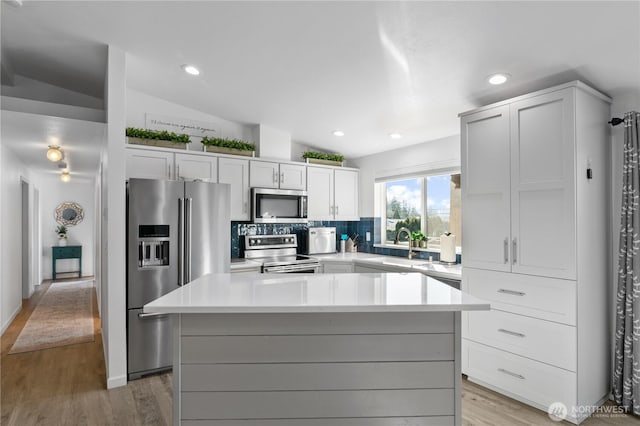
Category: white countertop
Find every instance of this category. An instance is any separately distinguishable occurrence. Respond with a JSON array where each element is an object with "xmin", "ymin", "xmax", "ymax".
[
  {"xmin": 230, "ymin": 258, "xmax": 262, "ymax": 271},
  {"xmin": 313, "ymin": 252, "xmax": 462, "ymax": 280},
  {"xmin": 144, "ymin": 272, "xmax": 488, "ymax": 314}
]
